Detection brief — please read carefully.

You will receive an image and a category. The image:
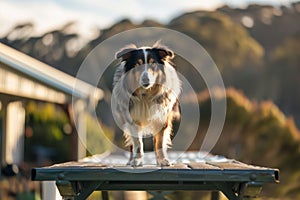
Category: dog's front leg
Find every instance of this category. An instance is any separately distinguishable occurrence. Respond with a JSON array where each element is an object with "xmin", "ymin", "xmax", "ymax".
[
  {"xmin": 154, "ymin": 125, "xmax": 171, "ymax": 166},
  {"xmin": 130, "ymin": 134, "xmax": 144, "ymax": 167},
  {"xmin": 124, "ymin": 124, "xmax": 144, "ymax": 166}
]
